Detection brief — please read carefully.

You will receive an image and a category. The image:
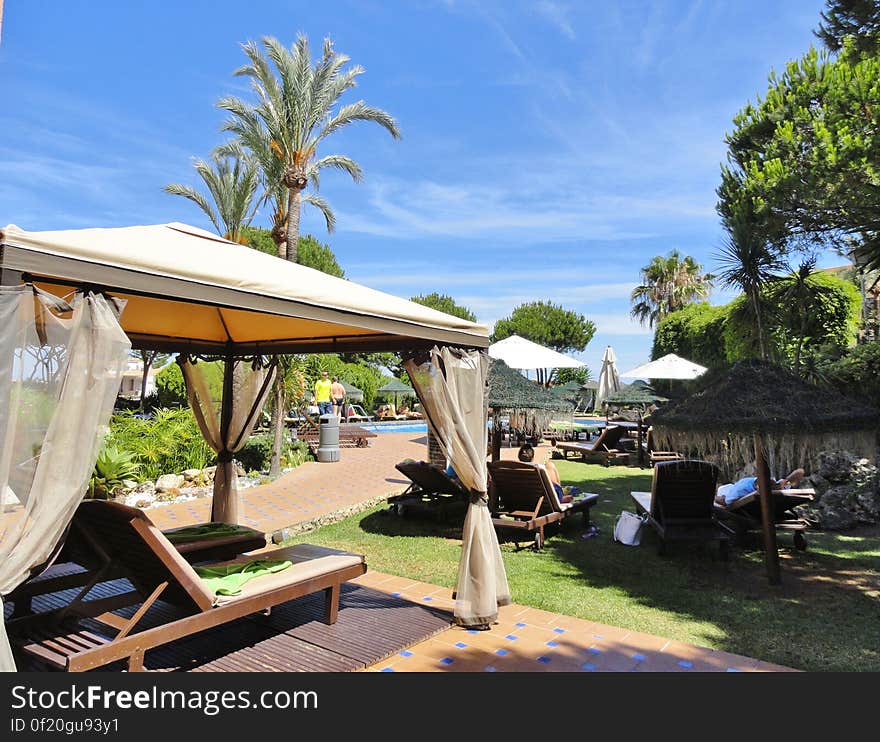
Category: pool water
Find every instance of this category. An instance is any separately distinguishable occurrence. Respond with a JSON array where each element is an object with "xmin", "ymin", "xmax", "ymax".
[{"xmin": 360, "ymin": 422, "xmax": 428, "ymax": 434}]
